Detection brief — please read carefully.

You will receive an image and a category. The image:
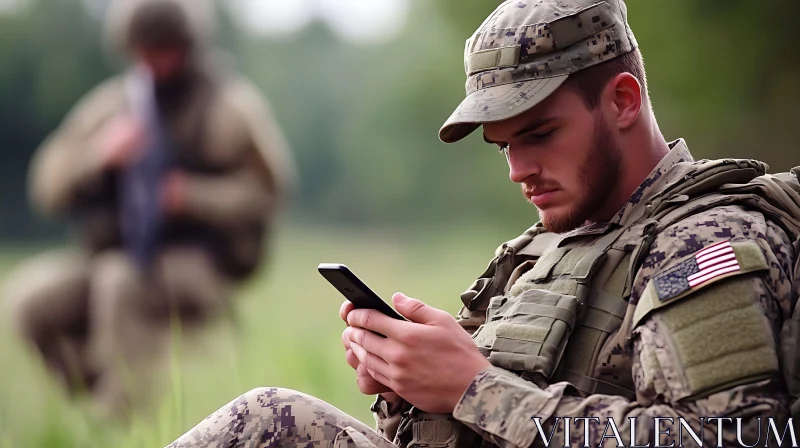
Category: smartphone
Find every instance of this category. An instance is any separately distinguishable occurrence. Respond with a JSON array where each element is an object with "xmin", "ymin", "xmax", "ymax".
[{"xmin": 318, "ymin": 263, "xmax": 406, "ymax": 321}]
